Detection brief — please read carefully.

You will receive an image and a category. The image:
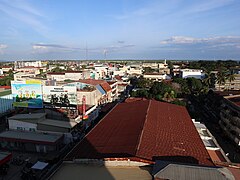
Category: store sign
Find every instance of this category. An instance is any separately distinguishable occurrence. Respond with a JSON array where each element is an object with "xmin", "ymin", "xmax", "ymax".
[
  {"xmin": 11, "ymin": 80, "xmax": 43, "ymax": 108},
  {"xmin": 43, "ymin": 86, "xmax": 77, "ymax": 105}
]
